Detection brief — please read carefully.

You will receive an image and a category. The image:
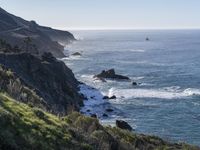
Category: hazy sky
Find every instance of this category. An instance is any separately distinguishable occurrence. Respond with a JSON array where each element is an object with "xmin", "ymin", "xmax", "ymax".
[{"xmin": 1, "ymin": 0, "xmax": 200, "ymax": 30}]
